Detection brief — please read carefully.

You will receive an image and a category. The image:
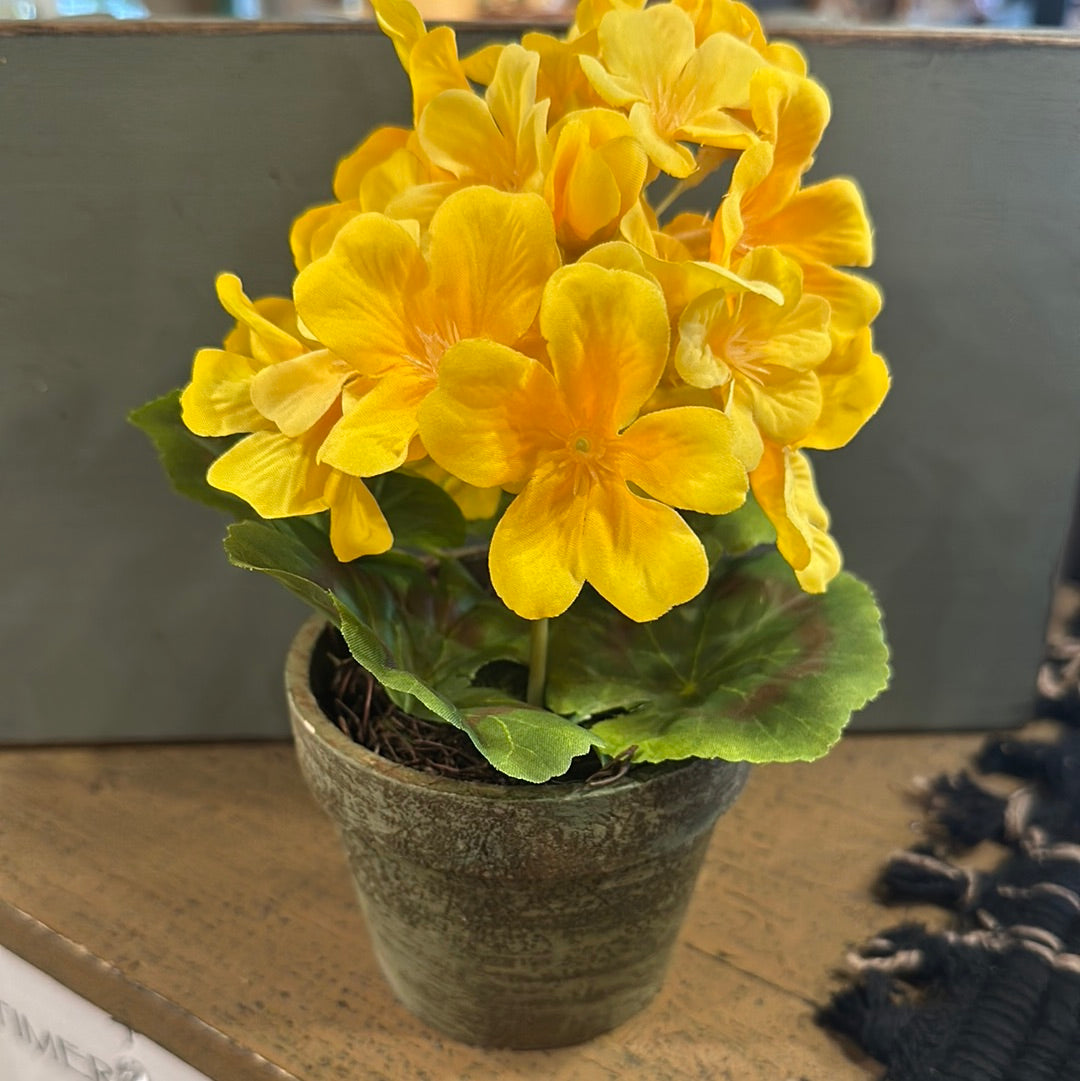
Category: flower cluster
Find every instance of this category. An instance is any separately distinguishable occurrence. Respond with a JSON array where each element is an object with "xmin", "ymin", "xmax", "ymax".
[{"xmin": 181, "ymin": 0, "xmax": 888, "ymax": 624}]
